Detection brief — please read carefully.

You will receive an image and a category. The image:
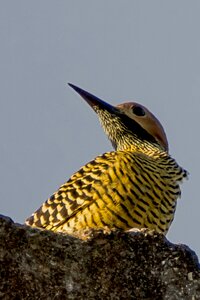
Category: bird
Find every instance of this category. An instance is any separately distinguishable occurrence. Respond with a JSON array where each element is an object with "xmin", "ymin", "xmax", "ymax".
[{"xmin": 25, "ymin": 84, "xmax": 188, "ymax": 237}]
